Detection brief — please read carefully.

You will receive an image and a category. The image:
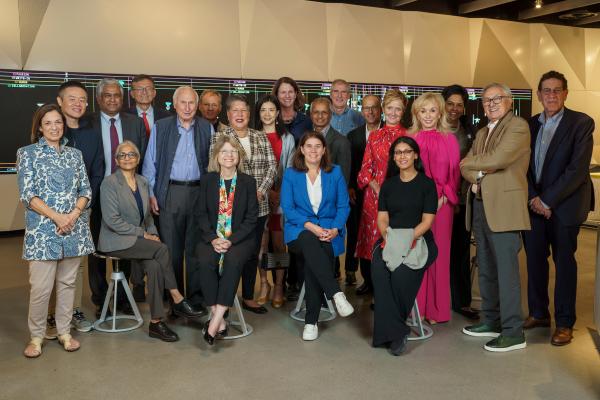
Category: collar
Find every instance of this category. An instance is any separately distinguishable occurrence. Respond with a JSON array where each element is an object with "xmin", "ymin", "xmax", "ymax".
[
  {"xmin": 176, "ymin": 117, "xmax": 196, "ymax": 130},
  {"xmin": 320, "ymin": 125, "xmax": 331, "ymax": 136},
  {"xmin": 335, "ymin": 106, "xmax": 351, "ymax": 116},
  {"xmin": 137, "ymin": 105, "xmax": 153, "ymax": 116},
  {"xmin": 39, "ymin": 136, "xmax": 69, "ymax": 149},
  {"xmin": 101, "ymin": 112, "xmax": 120, "ymax": 123},
  {"xmin": 538, "ymin": 107, "xmax": 565, "ymax": 124}
]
